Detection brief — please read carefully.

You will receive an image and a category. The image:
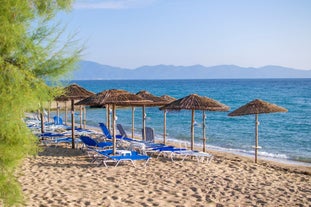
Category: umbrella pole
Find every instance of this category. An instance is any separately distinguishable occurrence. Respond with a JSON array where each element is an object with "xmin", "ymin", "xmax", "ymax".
[
  {"xmin": 48, "ymin": 102, "xmax": 51, "ymax": 123},
  {"xmin": 132, "ymin": 107, "xmax": 135, "ymax": 138},
  {"xmin": 112, "ymin": 104, "xmax": 117, "ymax": 155},
  {"xmin": 83, "ymin": 106, "xmax": 86, "ymax": 129},
  {"xmin": 65, "ymin": 101, "xmax": 67, "ymax": 125},
  {"xmin": 40, "ymin": 111, "xmax": 45, "ymax": 133},
  {"xmin": 142, "ymin": 105, "xmax": 146, "ymax": 141},
  {"xmin": 80, "ymin": 105, "xmax": 83, "ymax": 129},
  {"xmin": 106, "ymin": 104, "xmax": 110, "ymax": 132},
  {"xmin": 57, "ymin": 102, "xmax": 60, "ymax": 123},
  {"xmin": 255, "ymin": 114, "xmax": 259, "ymax": 163},
  {"xmin": 191, "ymin": 109, "xmax": 195, "ymax": 150},
  {"xmin": 71, "ymin": 99, "xmax": 75, "ymax": 149},
  {"xmin": 202, "ymin": 110, "xmax": 206, "ymax": 152},
  {"xmin": 163, "ymin": 109, "xmax": 167, "ymax": 145}
]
